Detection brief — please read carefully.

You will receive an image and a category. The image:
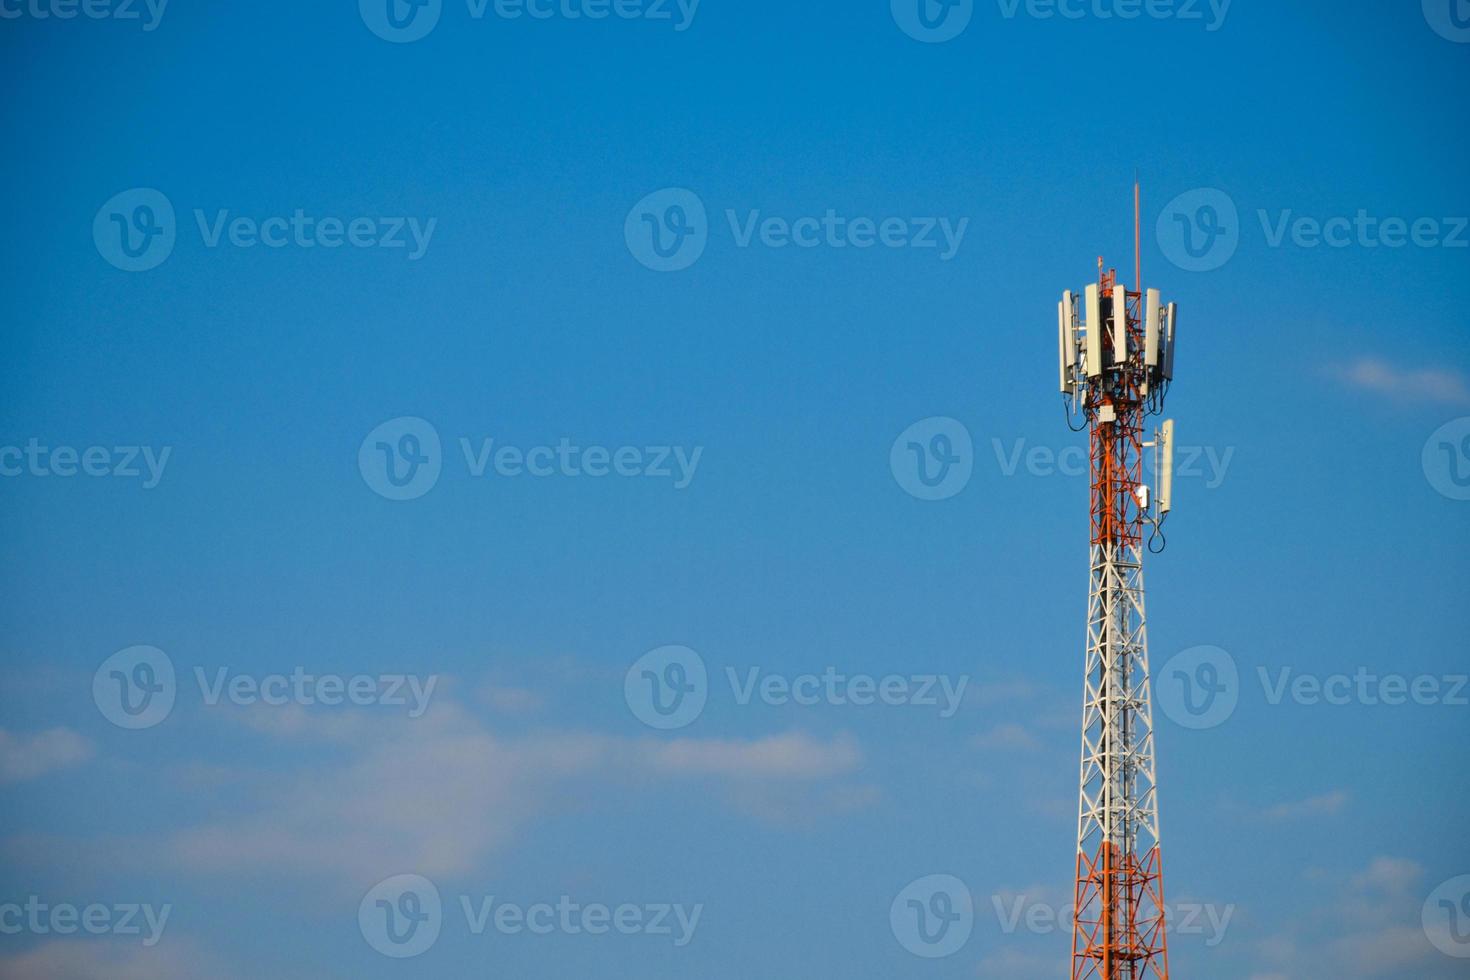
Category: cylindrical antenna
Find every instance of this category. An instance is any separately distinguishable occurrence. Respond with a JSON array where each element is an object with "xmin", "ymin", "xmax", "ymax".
[{"xmin": 1134, "ymin": 174, "xmax": 1141, "ymax": 293}]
